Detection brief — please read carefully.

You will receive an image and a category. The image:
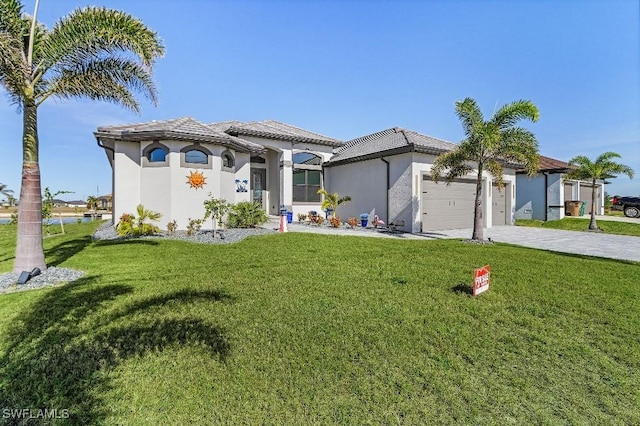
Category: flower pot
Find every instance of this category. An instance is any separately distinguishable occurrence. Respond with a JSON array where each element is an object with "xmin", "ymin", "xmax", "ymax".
[{"xmin": 361, "ymin": 219, "xmax": 368, "ymax": 227}]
